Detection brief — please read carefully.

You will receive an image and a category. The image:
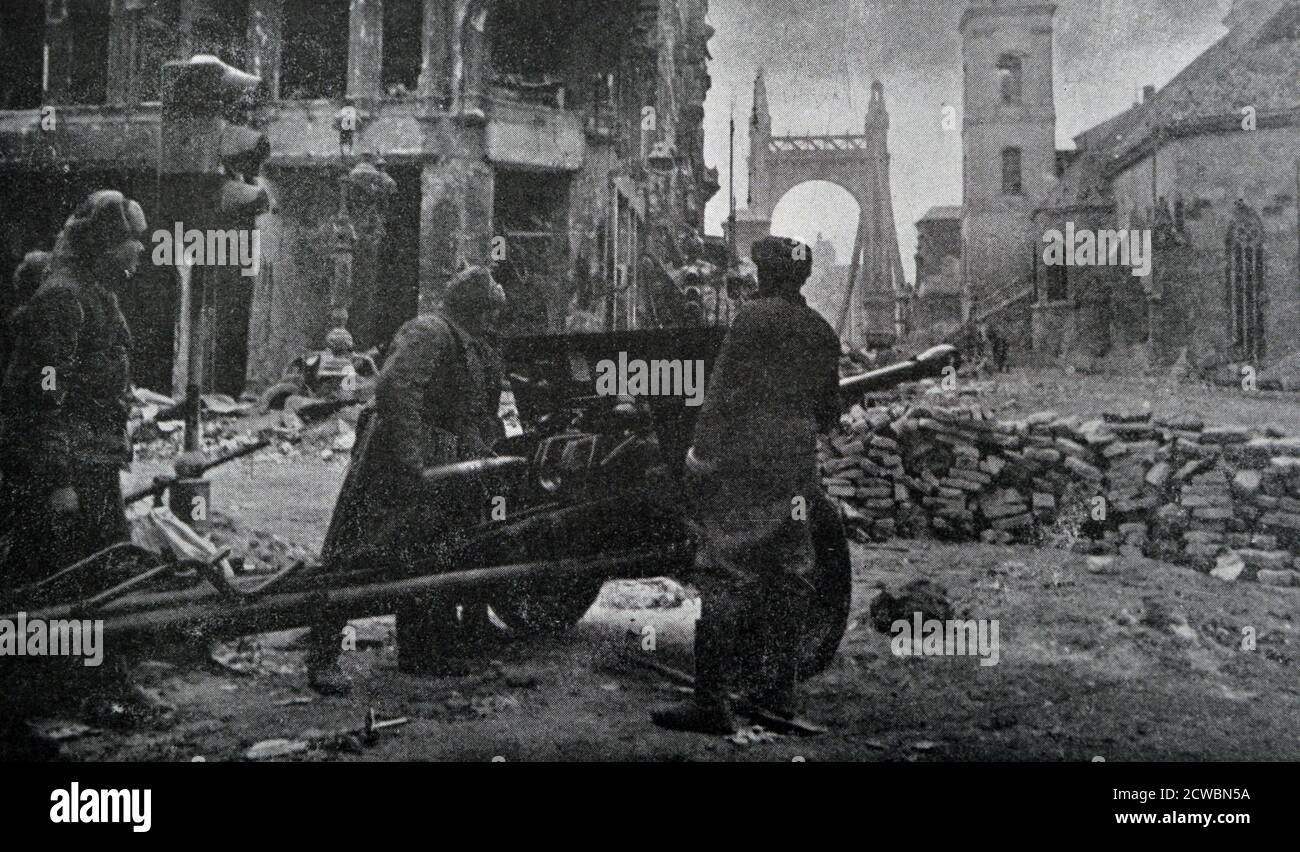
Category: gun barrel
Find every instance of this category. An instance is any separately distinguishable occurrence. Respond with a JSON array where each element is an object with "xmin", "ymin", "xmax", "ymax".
[
  {"xmin": 422, "ymin": 456, "xmax": 530, "ymax": 484},
  {"xmin": 838, "ymin": 344, "xmax": 957, "ymax": 395},
  {"xmin": 124, "ymin": 437, "xmax": 273, "ymax": 504}
]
